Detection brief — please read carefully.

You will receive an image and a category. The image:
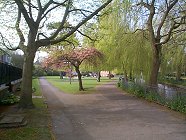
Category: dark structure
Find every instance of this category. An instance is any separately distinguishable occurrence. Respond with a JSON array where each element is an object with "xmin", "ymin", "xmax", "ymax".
[{"xmin": 0, "ymin": 62, "xmax": 22, "ymax": 85}]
